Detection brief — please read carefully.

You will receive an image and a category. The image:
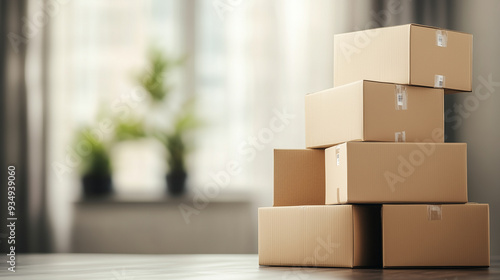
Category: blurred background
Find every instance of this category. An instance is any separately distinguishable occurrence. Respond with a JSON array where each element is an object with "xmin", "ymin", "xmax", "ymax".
[{"xmin": 0, "ymin": 0, "xmax": 499, "ymax": 257}]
